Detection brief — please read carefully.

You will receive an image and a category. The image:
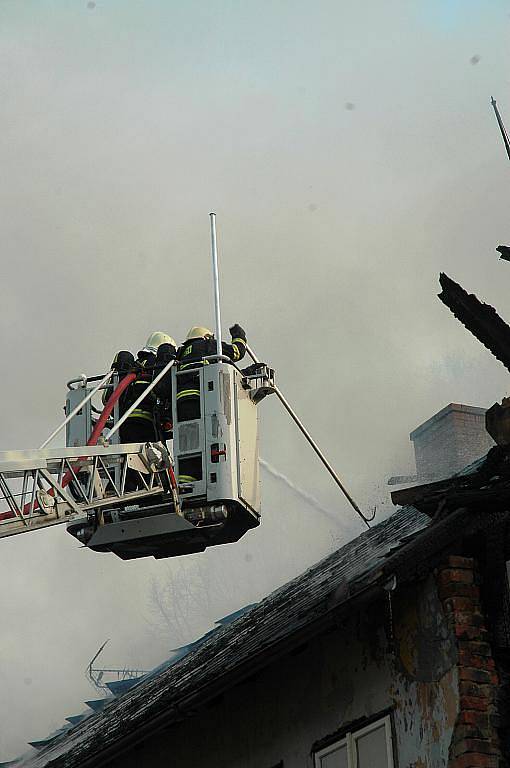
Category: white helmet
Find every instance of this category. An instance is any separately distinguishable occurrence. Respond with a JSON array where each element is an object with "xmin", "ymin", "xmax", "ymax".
[
  {"xmin": 186, "ymin": 326, "xmax": 213, "ymax": 341},
  {"xmin": 141, "ymin": 331, "xmax": 176, "ymax": 355}
]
